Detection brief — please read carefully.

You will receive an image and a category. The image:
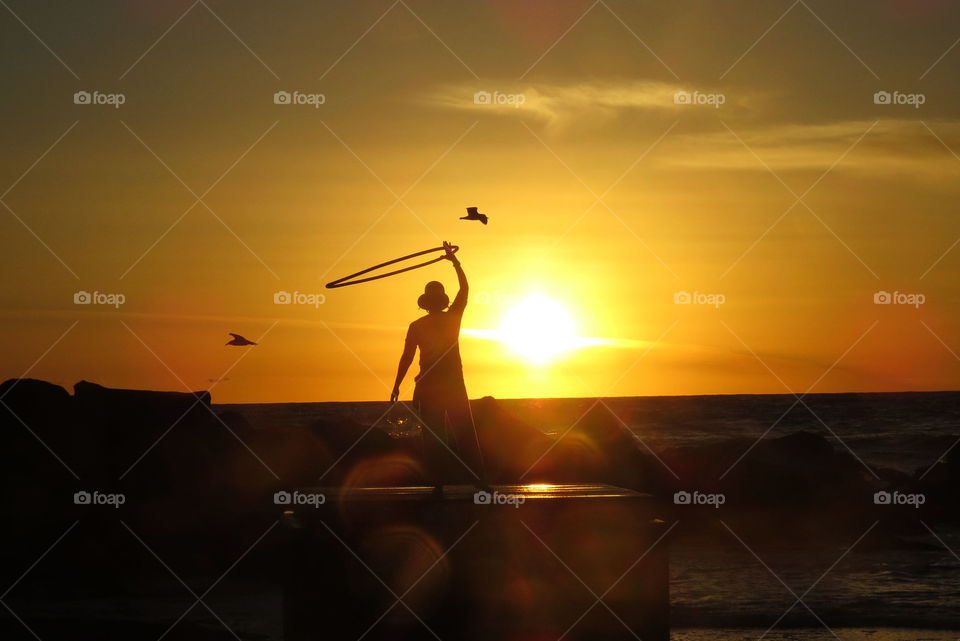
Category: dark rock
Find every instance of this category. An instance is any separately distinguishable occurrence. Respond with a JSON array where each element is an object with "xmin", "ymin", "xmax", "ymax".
[
  {"xmin": 471, "ymin": 396, "xmax": 555, "ymax": 483},
  {"xmin": 0, "ymin": 379, "xmax": 80, "ymax": 557},
  {"xmin": 214, "ymin": 409, "xmax": 256, "ymax": 439},
  {"xmin": 0, "ymin": 377, "xmax": 72, "ymax": 410},
  {"xmin": 73, "ymin": 379, "xmax": 209, "ymax": 418},
  {"xmin": 306, "ymin": 416, "xmax": 401, "ymax": 484},
  {"xmin": 0, "ymin": 378, "xmax": 76, "ymax": 465},
  {"xmin": 70, "ymin": 380, "xmax": 220, "ymax": 489},
  {"xmin": 913, "ymin": 453, "xmax": 960, "ymax": 522}
]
